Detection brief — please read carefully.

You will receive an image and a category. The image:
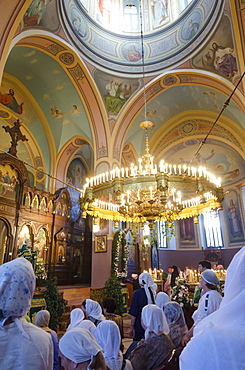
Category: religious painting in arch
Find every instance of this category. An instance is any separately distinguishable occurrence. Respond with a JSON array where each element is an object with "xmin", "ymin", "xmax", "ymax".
[
  {"xmin": 223, "ymin": 190, "xmax": 245, "ymax": 244},
  {"xmin": 66, "ymin": 157, "xmax": 87, "ymax": 222},
  {"xmin": 0, "ymin": 219, "xmax": 9, "ymax": 265},
  {"xmin": 0, "ymin": 164, "xmax": 19, "ymax": 201},
  {"xmin": 34, "ymin": 228, "xmax": 48, "ymax": 260}
]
